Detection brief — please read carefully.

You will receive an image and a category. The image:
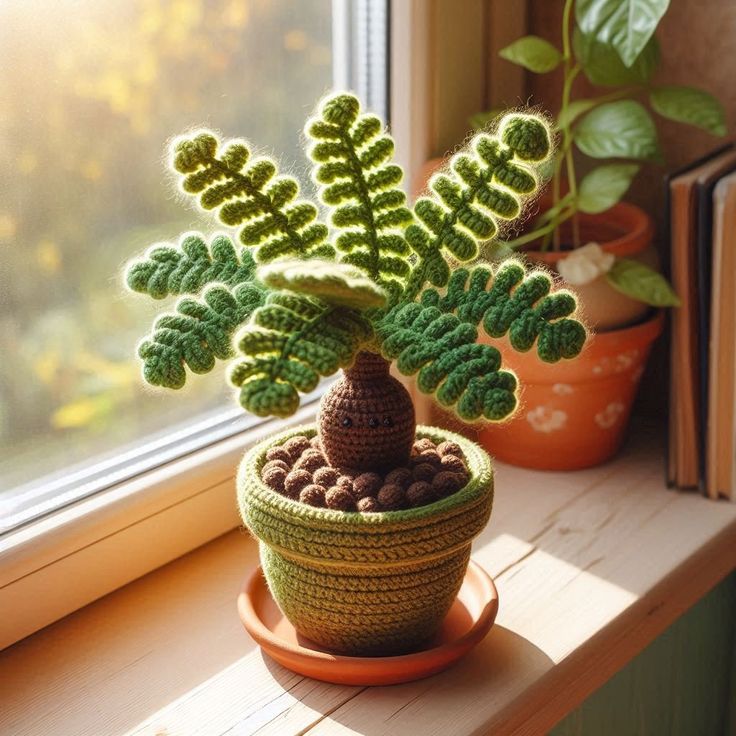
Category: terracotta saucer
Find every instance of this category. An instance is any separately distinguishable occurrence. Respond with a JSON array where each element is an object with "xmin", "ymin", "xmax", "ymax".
[{"xmin": 237, "ymin": 560, "xmax": 499, "ymax": 686}]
